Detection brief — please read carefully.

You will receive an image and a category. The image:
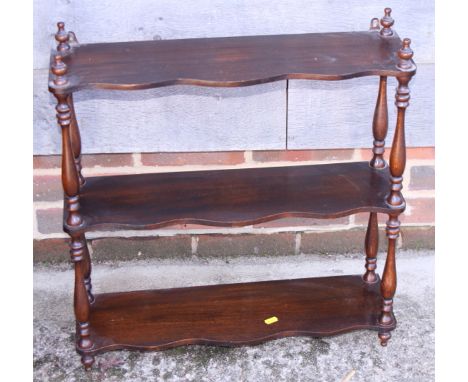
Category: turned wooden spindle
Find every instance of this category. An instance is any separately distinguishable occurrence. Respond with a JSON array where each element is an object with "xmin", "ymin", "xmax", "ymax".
[
  {"xmin": 55, "ymin": 22, "xmax": 70, "ymax": 52},
  {"xmin": 54, "ymin": 92, "xmax": 82, "ymax": 227},
  {"xmin": 78, "ymin": 234, "xmax": 94, "ymax": 304},
  {"xmin": 370, "ymin": 76, "xmax": 388, "ymax": 169},
  {"xmin": 51, "ymin": 55, "xmax": 68, "ymax": 86},
  {"xmin": 363, "ymin": 212, "xmax": 379, "ymax": 283},
  {"xmin": 379, "ymin": 214, "xmax": 400, "ymax": 345},
  {"xmin": 68, "ymin": 95, "xmax": 85, "ymax": 187},
  {"xmin": 387, "ymin": 74, "xmax": 412, "ymax": 207},
  {"xmin": 380, "ymin": 8, "xmax": 394, "ymax": 37},
  {"xmin": 70, "ymin": 234, "xmax": 94, "ymax": 369},
  {"xmin": 369, "ymin": 18, "xmax": 380, "ymax": 31},
  {"xmin": 397, "ymin": 38, "xmax": 415, "ymax": 71},
  {"xmin": 387, "ymin": 40, "xmax": 413, "ymax": 207}
]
